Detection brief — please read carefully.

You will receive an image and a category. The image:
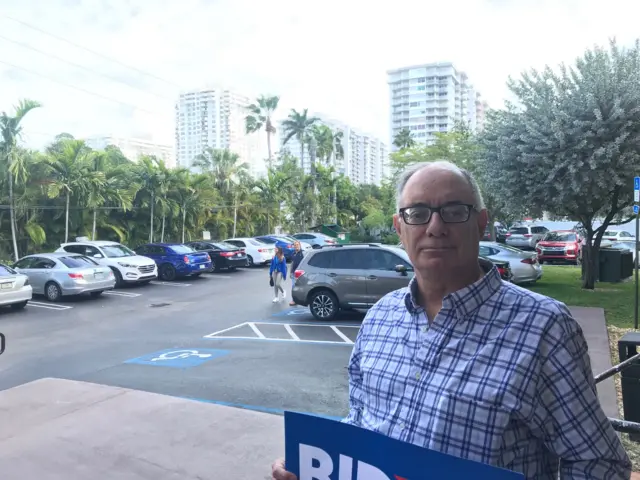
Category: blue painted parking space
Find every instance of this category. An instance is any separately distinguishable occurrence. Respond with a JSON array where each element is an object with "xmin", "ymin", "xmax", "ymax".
[{"xmin": 124, "ymin": 348, "xmax": 229, "ymax": 368}]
